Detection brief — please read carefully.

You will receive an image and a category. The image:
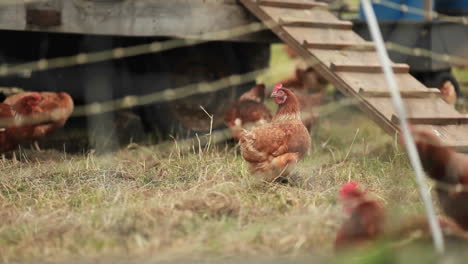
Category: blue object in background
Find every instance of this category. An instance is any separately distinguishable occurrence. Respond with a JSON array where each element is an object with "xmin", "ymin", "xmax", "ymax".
[
  {"xmin": 359, "ymin": 0, "xmax": 468, "ymax": 21},
  {"xmin": 359, "ymin": 0, "xmax": 425, "ymax": 21},
  {"xmin": 359, "ymin": 0, "xmax": 404, "ymax": 21}
]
